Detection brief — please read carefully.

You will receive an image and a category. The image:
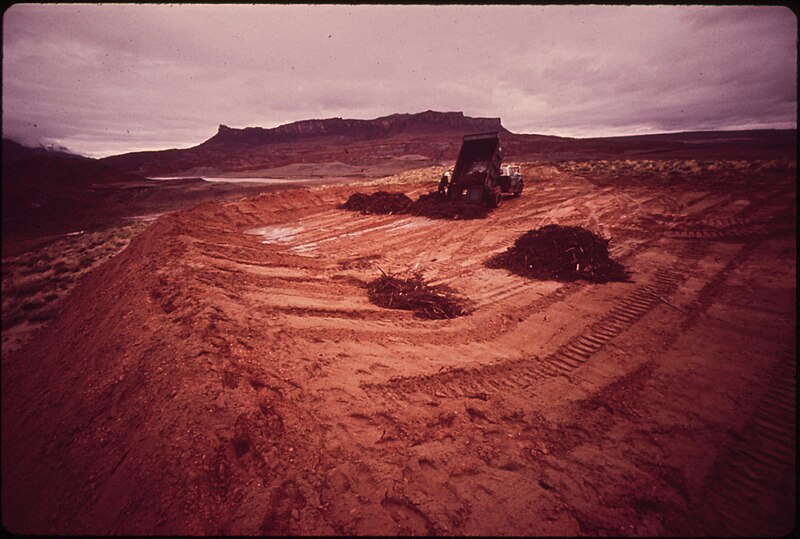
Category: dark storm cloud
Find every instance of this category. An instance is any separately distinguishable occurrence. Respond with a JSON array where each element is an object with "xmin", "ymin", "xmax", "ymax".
[{"xmin": 2, "ymin": 4, "xmax": 796, "ymax": 157}]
